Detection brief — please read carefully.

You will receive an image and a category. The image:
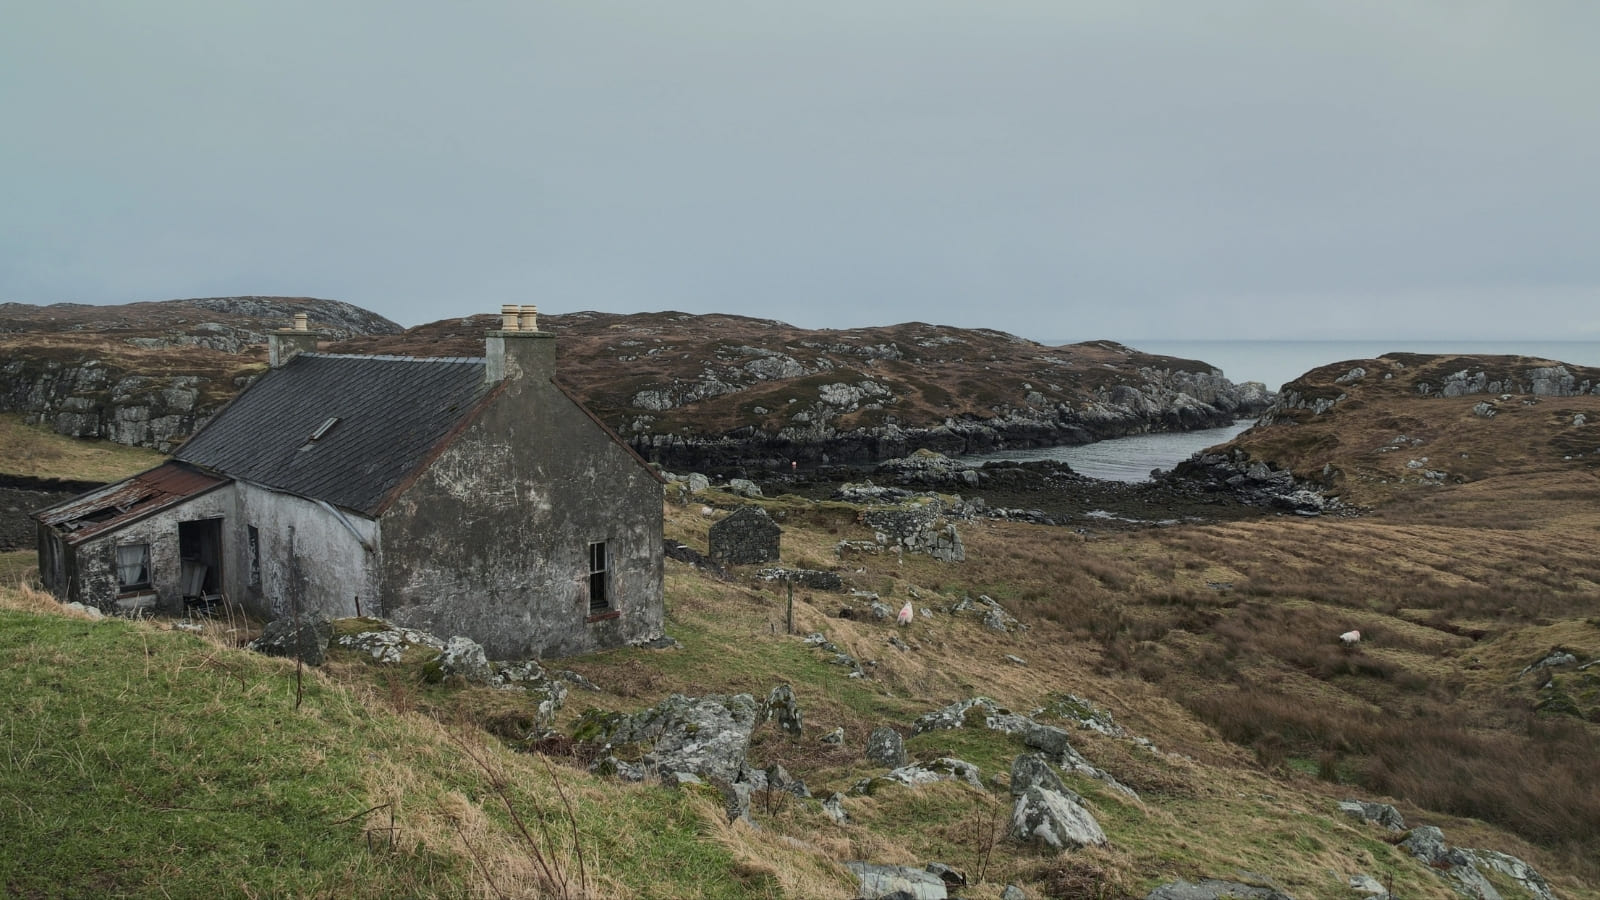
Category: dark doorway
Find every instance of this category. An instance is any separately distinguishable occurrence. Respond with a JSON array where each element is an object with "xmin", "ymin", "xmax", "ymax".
[{"xmin": 178, "ymin": 518, "xmax": 224, "ymax": 608}]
